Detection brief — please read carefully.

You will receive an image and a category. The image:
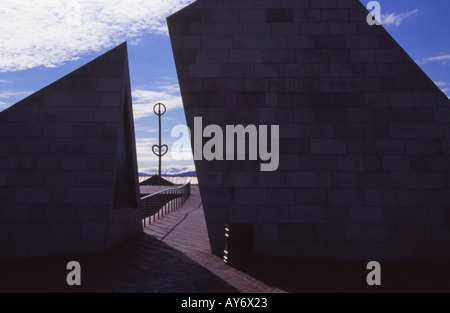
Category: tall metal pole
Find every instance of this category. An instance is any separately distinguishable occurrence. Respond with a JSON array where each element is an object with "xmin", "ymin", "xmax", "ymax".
[
  {"xmin": 158, "ymin": 105, "xmax": 162, "ymax": 179},
  {"xmin": 152, "ymin": 103, "xmax": 167, "ymax": 185}
]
